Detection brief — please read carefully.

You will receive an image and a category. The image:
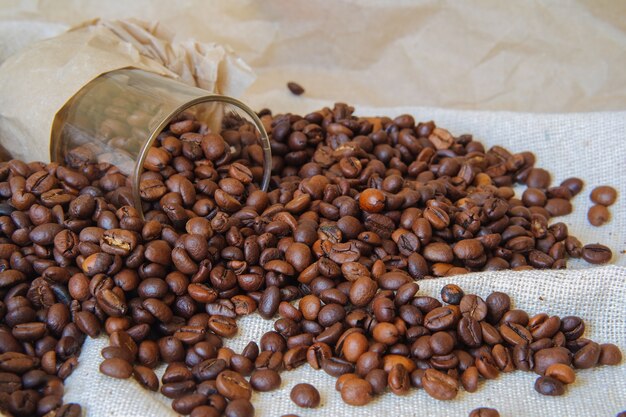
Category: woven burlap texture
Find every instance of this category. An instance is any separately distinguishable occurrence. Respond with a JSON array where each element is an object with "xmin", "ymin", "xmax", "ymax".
[{"xmin": 61, "ymin": 107, "xmax": 625, "ymax": 416}]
